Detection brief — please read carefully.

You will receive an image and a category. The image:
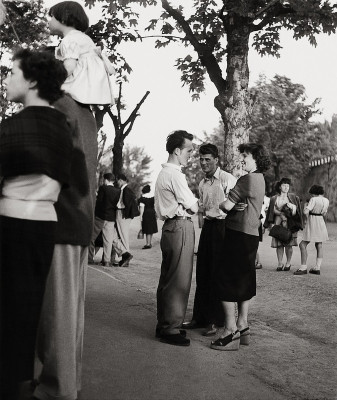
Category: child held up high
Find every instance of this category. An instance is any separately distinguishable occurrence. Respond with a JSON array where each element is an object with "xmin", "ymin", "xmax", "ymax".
[{"xmin": 49, "ymin": 0, "xmax": 115, "ymax": 105}]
